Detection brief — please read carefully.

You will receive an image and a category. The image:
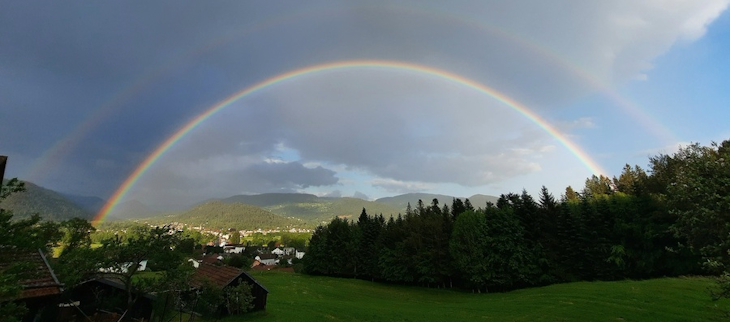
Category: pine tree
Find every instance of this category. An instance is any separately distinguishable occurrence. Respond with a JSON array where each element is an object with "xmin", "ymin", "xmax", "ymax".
[
  {"xmin": 451, "ymin": 198, "xmax": 466, "ymax": 221},
  {"xmin": 464, "ymin": 198, "xmax": 474, "ymax": 211},
  {"xmin": 356, "ymin": 208, "xmax": 382, "ymax": 280}
]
